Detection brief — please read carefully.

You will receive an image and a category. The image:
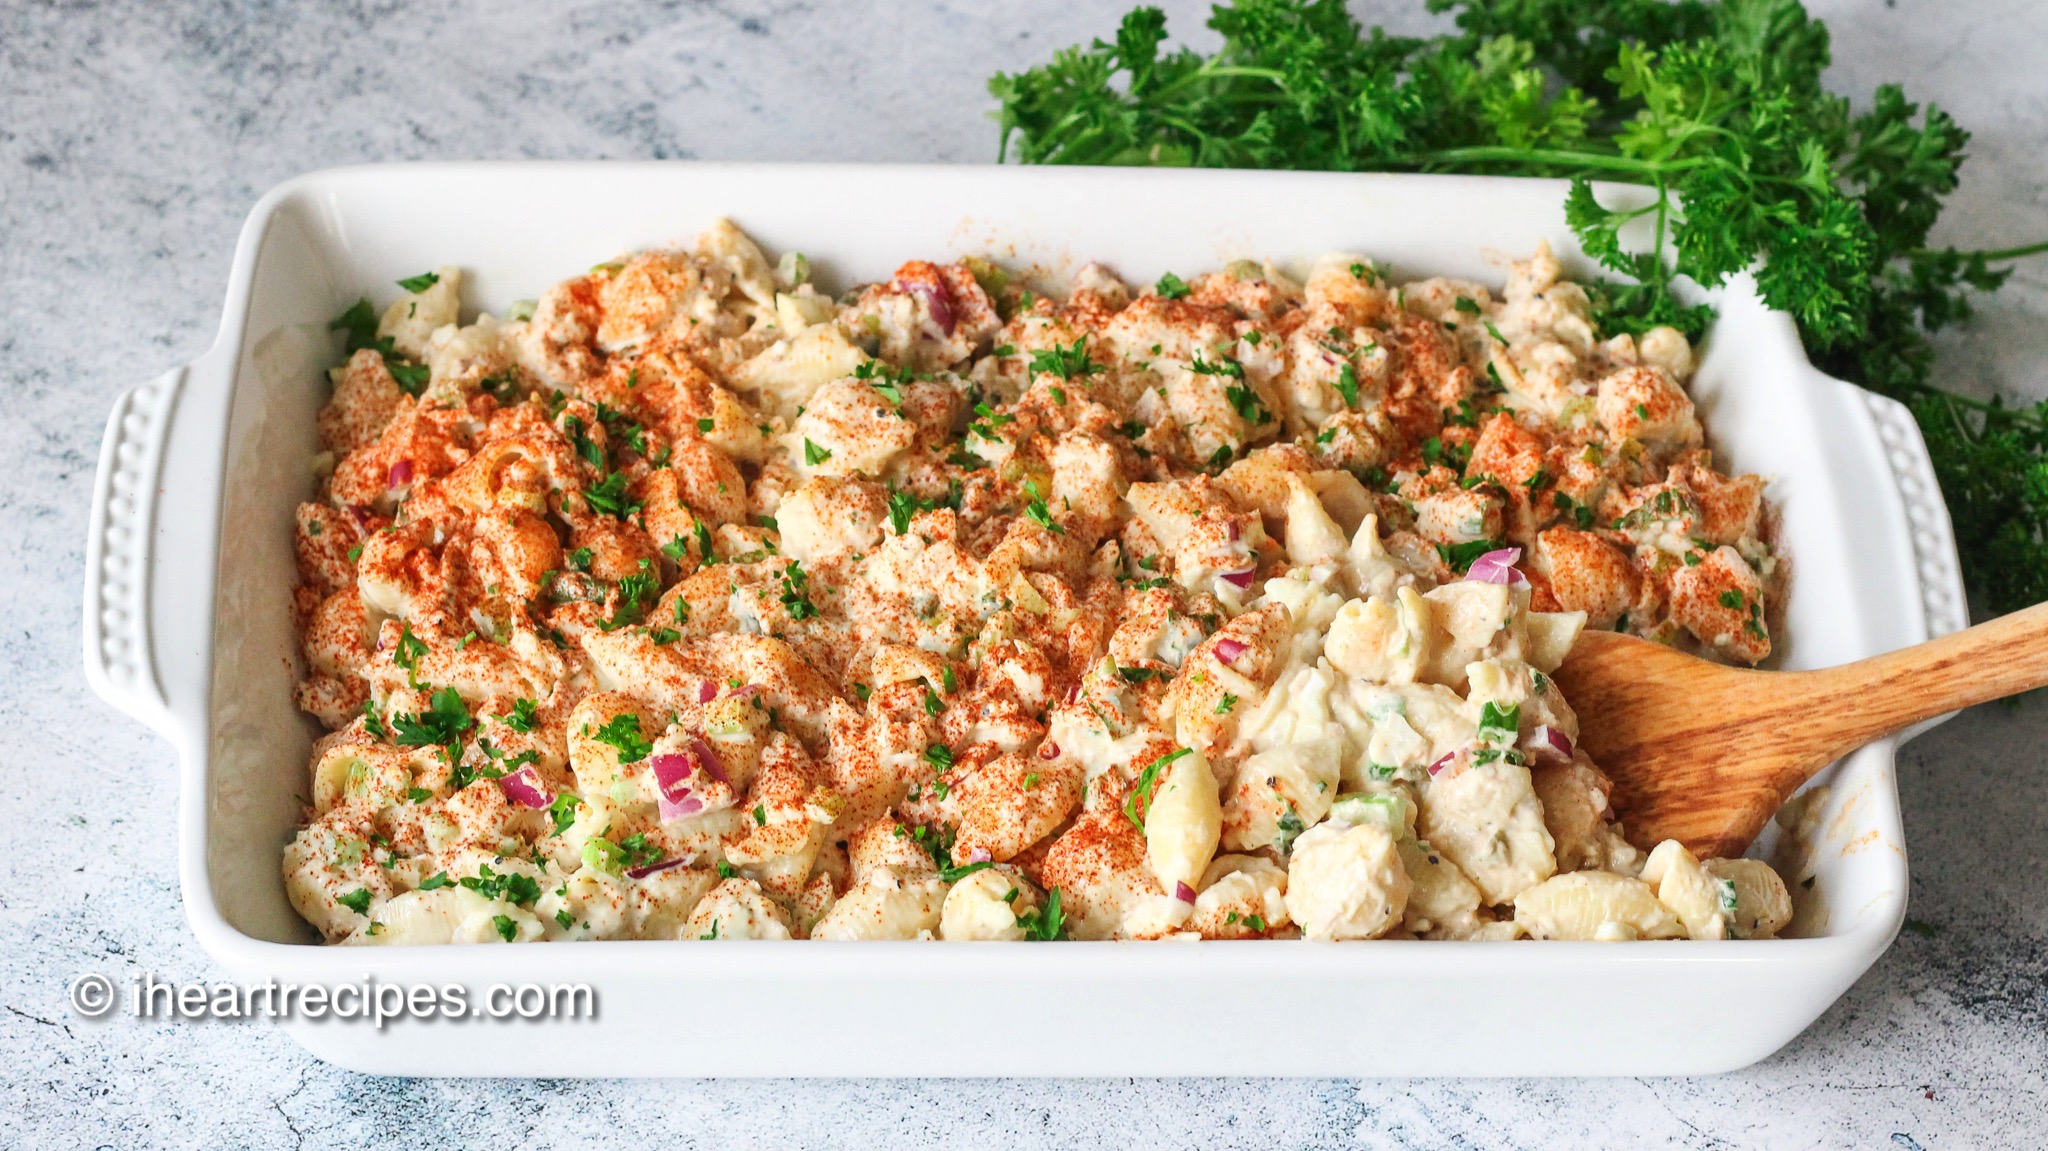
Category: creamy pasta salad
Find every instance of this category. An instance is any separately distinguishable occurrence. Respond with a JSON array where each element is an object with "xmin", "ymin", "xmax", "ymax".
[{"xmin": 285, "ymin": 221, "xmax": 1793, "ymax": 945}]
